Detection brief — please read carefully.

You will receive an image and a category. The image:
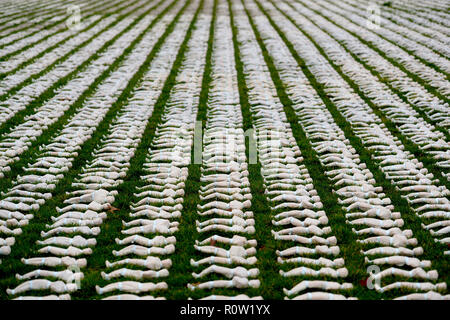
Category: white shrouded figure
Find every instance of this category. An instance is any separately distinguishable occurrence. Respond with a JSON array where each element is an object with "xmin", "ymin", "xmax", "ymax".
[
  {"xmin": 277, "ymin": 245, "xmax": 340, "ymax": 257},
  {"xmin": 272, "ymin": 216, "xmax": 328, "ymax": 227},
  {"xmin": 272, "ymin": 225, "xmax": 331, "ymax": 237},
  {"xmin": 194, "ymin": 245, "xmax": 256, "ymax": 258},
  {"xmin": 357, "ymin": 234, "xmax": 417, "ymax": 247},
  {"xmin": 199, "ymin": 191, "xmax": 251, "ymax": 202},
  {"xmin": 63, "ymin": 189, "xmax": 114, "ymax": 205},
  {"xmin": 187, "ymin": 276, "xmax": 260, "ymax": 291},
  {"xmin": 0, "ymin": 245, "xmax": 11, "ymax": 255},
  {"xmin": 101, "ymin": 268, "xmax": 169, "ymax": 280},
  {"xmin": 16, "ymin": 269, "xmax": 84, "ymax": 282},
  {"xmin": 115, "ymin": 235, "xmax": 176, "ymax": 247},
  {"xmin": 277, "ymin": 256, "xmax": 345, "ymax": 268},
  {"xmin": 21, "ymin": 256, "xmax": 87, "ymax": 268},
  {"xmin": 112, "ymin": 244, "xmax": 175, "ymax": 257},
  {"xmin": 362, "ymin": 246, "xmax": 423, "ymax": 257},
  {"xmin": 394, "ymin": 292, "xmax": 450, "ymax": 300},
  {"xmin": 200, "ymin": 186, "xmax": 250, "ymax": 198},
  {"xmin": 51, "ymin": 210, "xmax": 106, "ymax": 222},
  {"xmin": 198, "ymin": 294, "xmax": 263, "ymax": 300},
  {"xmin": 200, "ymin": 181, "xmax": 245, "ymax": 192},
  {"xmin": 375, "ymin": 282, "xmax": 446, "ymax": 293},
  {"xmin": 38, "ymin": 246, "xmax": 93, "ymax": 257},
  {"xmin": 0, "ymin": 225, "xmax": 22, "ymax": 235},
  {"xmin": 0, "ymin": 200, "xmax": 39, "ymax": 212},
  {"xmin": 56, "ymin": 201, "xmax": 110, "ymax": 213},
  {"xmin": 96, "ymin": 281, "xmax": 168, "ymax": 294},
  {"xmin": 41, "ymin": 226, "xmax": 100, "ymax": 238},
  {"xmin": 36, "ymin": 236, "xmax": 96, "ymax": 248},
  {"xmin": 46, "ymin": 217, "xmax": 103, "ymax": 229},
  {"xmin": 197, "ymin": 199, "xmax": 251, "ymax": 211},
  {"xmin": 132, "ymin": 204, "xmax": 183, "ymax": 216},
  {"xmin": 372, "ymin": 267, "xmax": 438, "ymax": 281},
  {"xmin": 0, "ymin": 237, "xmax": 15, "ymax": 246},
  {"xmin": 284, "ymin": 280, "xmax": 353, "ymax": 296},
  {"xmin": 122, "ymin": 219, "xmax": 178, "ymax": 228},
  {"xmin": 130, "ymin": 208, "xmax": 181, "ymax": 219},
  {"xmin": 365, "ymin": 256, "xmax": 431, "ymax": 268},
  {"xmin": 271, "ymin": 199, "xmax": 323, "ymax": 210},
  {"xmin": 105, "ymin": 257, "xmax": 172, "ymax": 270},
  {"xmin": 345, "ymin": 200, "xmax": 392, "ymax": 212},
  {"xmin": 134, "ymin": 188, "xmax": 185, "ymax": 200},
  {"xmin": 1, "ymin": 218, "xmax": 28, "ymax": 227},
  {"xmin": 196, "ymin": 216, "xmax": 255, "ymax": 228},
  {"xmin": 122, "ymin": 219, "xmax": 178, "ymax": 235},
  {"xmin": 190, "ymin": 255, "xmax": 257, "ymax": 266},
  {"xmin": 0, "ymin": 210, "xmax": 33, "ymax": 221},
  {"xmin": 192, "ymin": 265, "xmax": 259, "ymax": 279},
  {"xmin": 280, "ymin": 266, "xmax": 348, "ymax": 278},
  {"xmin": 273, "ymin": 234, "xmax": 336, "ymax": 246},
  {"xmin": 352, "ymin": 227, "xmax": 412, "ymax": 237},
  {"xmin": 102, "ymin": 295, "xmax": 165, "ymax": 300},
  {"xmin": 13, "ymin": 294, "xmax": 71, "ymax": 300},
  {"xmin": 429, "ymin": 226, "xmax": 450, "ymax": 236},
  {"xmin": 7, "ymin": 280, "xmax": 77, "ymax": 295},
  {"xmin": 197, "ymin": 224, "xmax": 255, "ymax": 234},
  {"xmin": 285, "ymin": 292, "xmax": 357, "ymax": 300},
  {"xmin": 132, "ymin": 196, "xmax": 182, "ymax": 206},
  {"xmin": 273, "ymin": 209, "xmax": 325, "ymax": 220},
  {"xmin": 196, "ymin": 235, "xmax": 257, "ymax": 247},
  {"xmin": 345, "ymin": 207, "xmax": 401, "ymax": 220},
  {"xmin": 347, "ymin": 218, "xmax": 404, "ymax": 229}
]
